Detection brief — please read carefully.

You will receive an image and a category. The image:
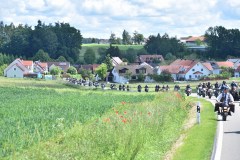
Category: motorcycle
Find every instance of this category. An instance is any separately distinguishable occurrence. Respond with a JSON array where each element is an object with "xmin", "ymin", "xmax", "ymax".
[
  {"xmin": 230, "ymin": 86, "xmax": 239, "ymax": 101},
  {"xmin": 220, "ymin": 105, "xmax": 230, "ymax": 121},
  {"xmin": 207, "ymin": 88, "xmax": 213, "ymax": 99},
  {"xmin": 214, "ymin": 88, "xmax": 219, "ymax": 98},
  {"xmin": 198, "ymin": 87, "xmax": 206, "ymax": 97},
  {"xmin": 185, "ymin": 88, "xmax": 192, "ymax": 96}
]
